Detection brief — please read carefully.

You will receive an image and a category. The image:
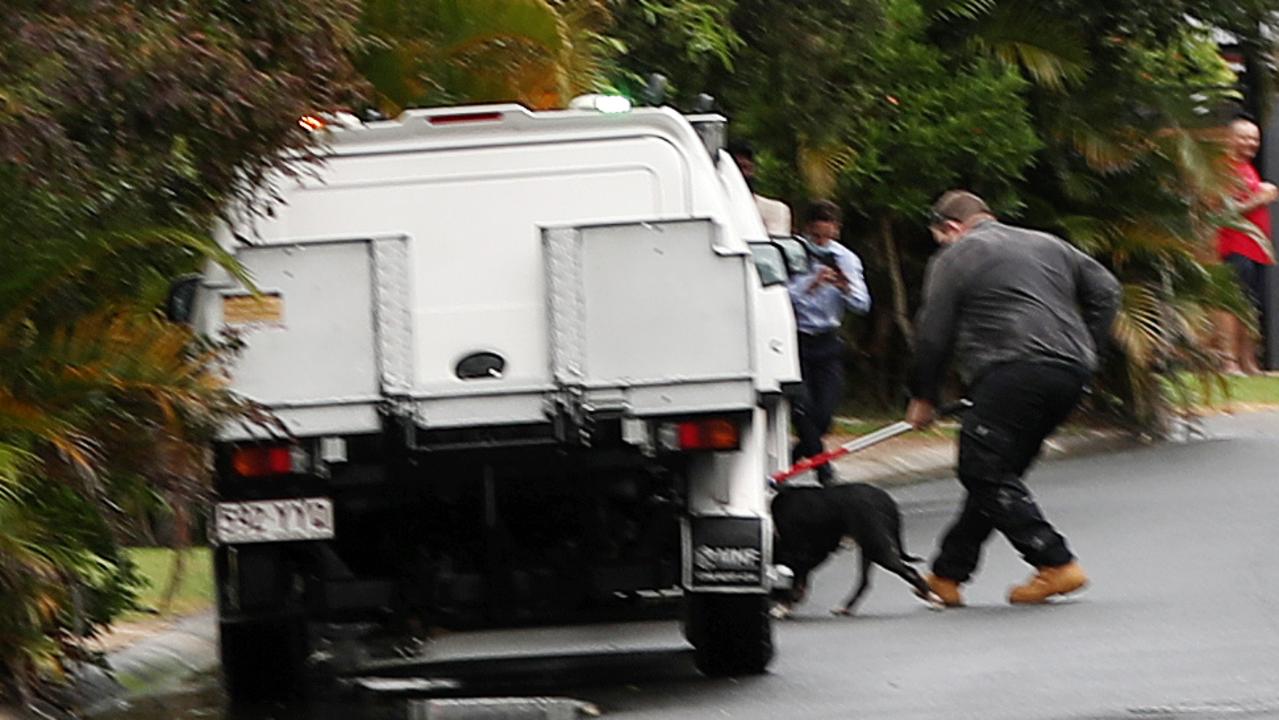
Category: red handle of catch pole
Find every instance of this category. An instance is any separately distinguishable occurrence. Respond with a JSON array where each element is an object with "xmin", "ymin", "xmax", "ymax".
[{"xmin": 769, "ymin": 399, "xmax": 972, "ymax": 486}]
